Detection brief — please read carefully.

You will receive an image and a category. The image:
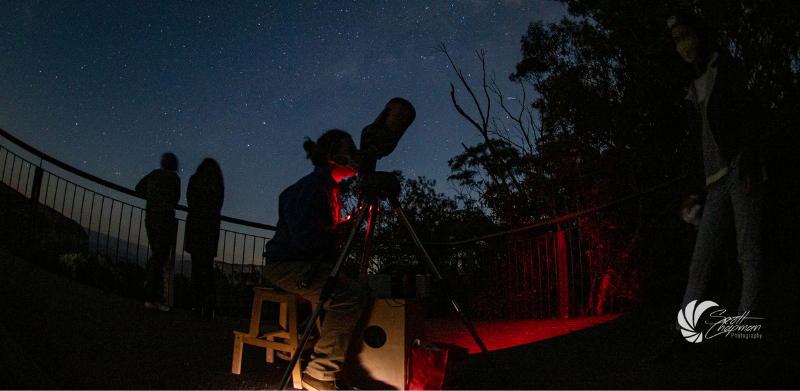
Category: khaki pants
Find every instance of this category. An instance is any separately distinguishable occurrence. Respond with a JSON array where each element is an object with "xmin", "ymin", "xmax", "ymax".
[{"xmin": 263, "ymin": 261, "xmax": 368, "ymax": 381}]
